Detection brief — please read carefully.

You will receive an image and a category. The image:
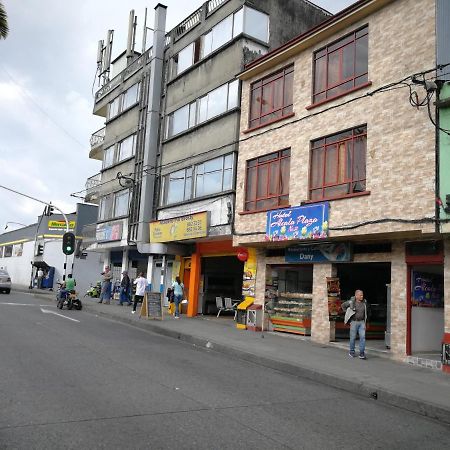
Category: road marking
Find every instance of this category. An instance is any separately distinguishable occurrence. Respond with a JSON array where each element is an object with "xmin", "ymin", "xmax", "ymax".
[
  {"xmin": 0, "ymin": 302, "xmax": 36, "ymax": 306},
  {"xmin": 40, "ymin": 308, "xmax": 80, "ymax": 322}
]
